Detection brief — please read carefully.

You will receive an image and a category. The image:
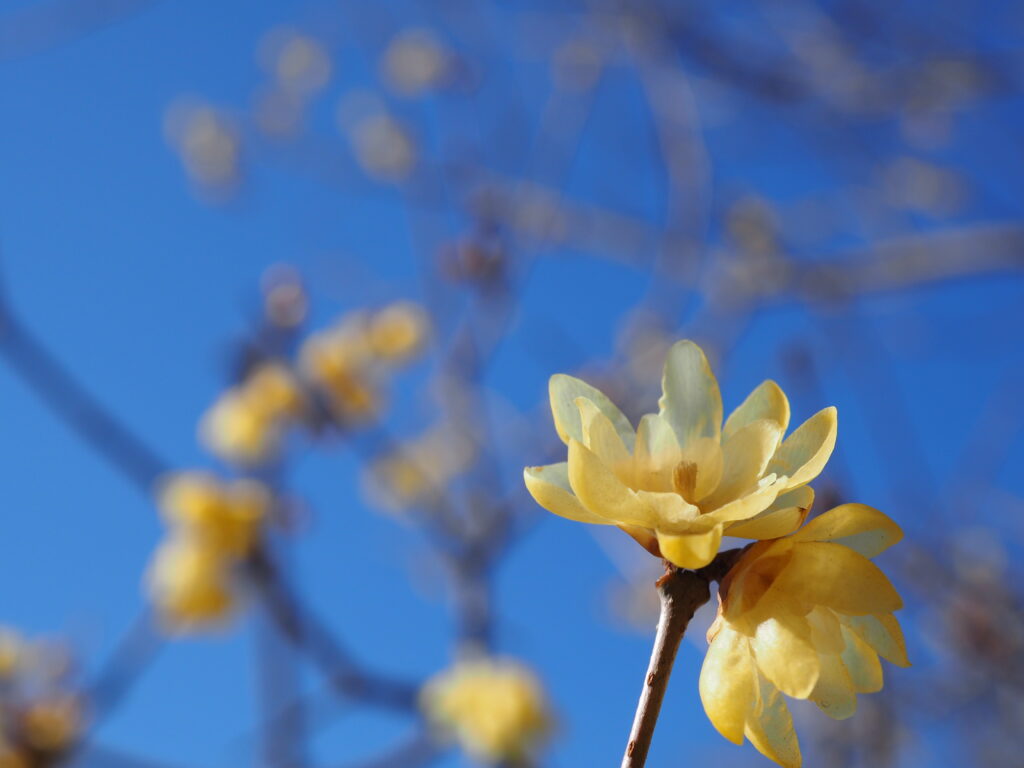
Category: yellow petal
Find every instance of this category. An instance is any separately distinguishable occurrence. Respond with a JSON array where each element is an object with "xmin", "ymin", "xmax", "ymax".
[
  {"xmin": 702, "ymin": 420, "xmax": 783, "ymax": 510},
  {"xmin": 726, "ymin": 486, "xmax": 813, "ymax": 540},
  {"xmin": 677, "ymin": 436, "xmax": 724, "ymax": 501},
  {"xmin": 793, "ymin": 503, "xmax": 903, "ymax": 558},
  {"xmin": 633, "ymin": 413, "xmax": 681, "ymax": 492},
  {"xmin": 658, "ymin": 340, "xmax": 722, "ymax": 447},
  {"xmin": 774, "ymin": 542, "xmax": 903, "ymax": 615},
  {"xmin": 549, "ymin": 374, "xmax": 634, "ymax": 449},
  {"xmin": 840, "ymin": 626, "xmax": 883, "ymax": 693},
  {"xmin": 576, "ymin": 398, "xmax": 630, "ymax": 473},
  {"xmin": 699, "ymin": 625, "xmax": 756, "ymax": 744},
  {"xmin": 768, "ymin": 406, "xmax": 837, "ymax": 490},
  {"xmin": 724, "ymin": 380, "xmax": 791, "ymax": 439},
  {"xmin": 805, "ymin": 607, "xmax": 845, "ymax": 655},
  {"xmin": 656, "ymin": 524, "xmax": 723, "ymax": 569},
  {"xmin": 841, "ymin": 614, "xmax": 910, "ymax": 667},
  {"xmin": 809, "ymin": 652, "xmax": 857, "ymax": 720},
  {"xmin": 703, "ymin": 476, "xmax": 784, "ymax": 525},
  {"xmin": 744, "ymin": 675, "xmax": 802, "ymax": 768},
  {"xmin": 750, "ymin": 615, "xmax": 820, "ymax": 698},
  {"xmin": 523, "ymin": 464, "xmax": 612, "ymax": 524},
  {"xmin": 567, "ymin": 439, "xmax": 697, "ymax": 530}
]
